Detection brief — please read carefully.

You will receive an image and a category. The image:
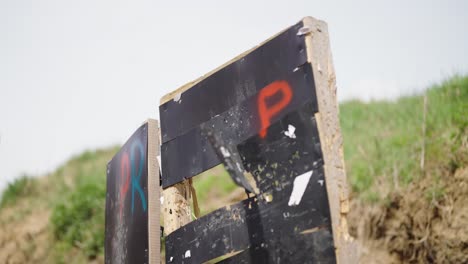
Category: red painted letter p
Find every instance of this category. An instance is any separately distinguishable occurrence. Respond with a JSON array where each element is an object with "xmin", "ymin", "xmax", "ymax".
[{"xmin": 257, "ymin": 81, "xmax": 293, "ymax": 138}]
